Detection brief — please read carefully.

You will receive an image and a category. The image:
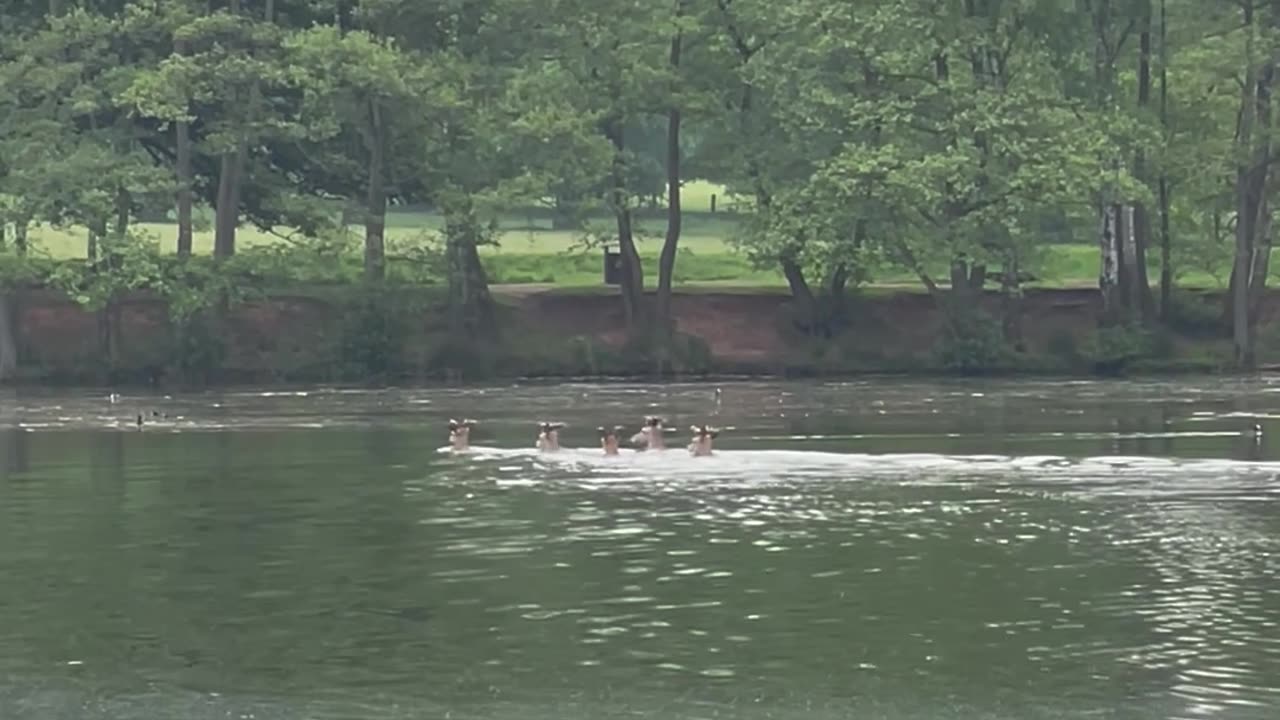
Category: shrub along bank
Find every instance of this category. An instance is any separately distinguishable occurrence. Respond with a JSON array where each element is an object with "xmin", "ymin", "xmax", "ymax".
[{"xmin": 0, "ymin": 280, "xmax": 1265, "ymax": 387}]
